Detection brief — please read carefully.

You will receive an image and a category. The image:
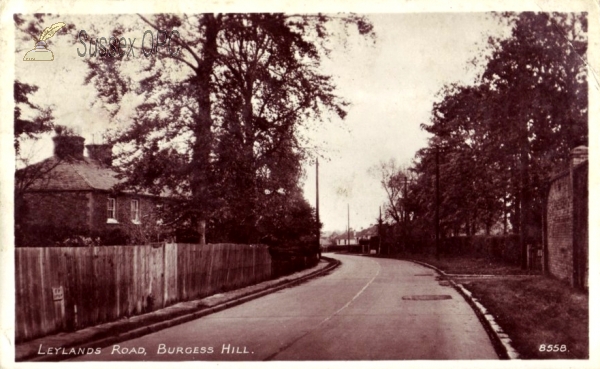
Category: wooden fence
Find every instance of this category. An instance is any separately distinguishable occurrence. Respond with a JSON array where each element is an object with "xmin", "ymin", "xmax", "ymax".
[{"xmin": 15, "ymin": 243, "xmax": 271, "ymax": 342}]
